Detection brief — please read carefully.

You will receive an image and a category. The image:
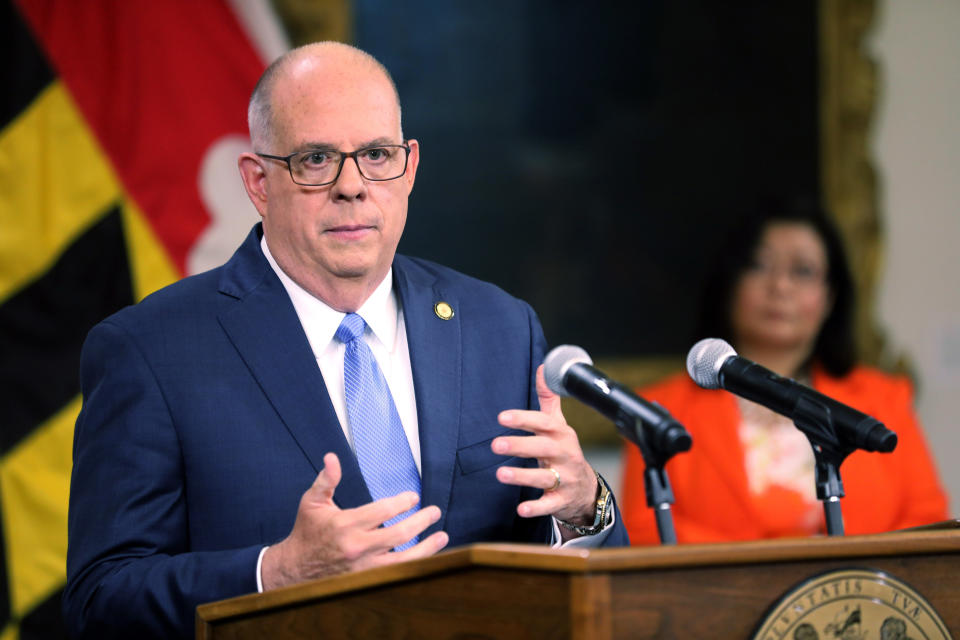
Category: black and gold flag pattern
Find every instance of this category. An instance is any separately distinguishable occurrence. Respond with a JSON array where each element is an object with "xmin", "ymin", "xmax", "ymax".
[
  {"xmin": 0, "ymin": 4, "xmax": 136, "ymax": 637},
  {"xmin": 1, "ymin": 1, "xmax": 267, "ymax": 637}
]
